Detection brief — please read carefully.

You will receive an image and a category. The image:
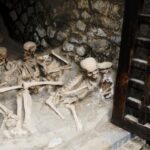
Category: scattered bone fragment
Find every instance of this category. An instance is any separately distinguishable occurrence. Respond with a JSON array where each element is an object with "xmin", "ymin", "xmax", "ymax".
[
  {"xmin": 98, "ymin": 62, "xmax": 112, "ymax": 70},
  {"xmin": 66, "ymin": 104, "xmax": 83, "ymax": 131},
  {"xmin": 0, "ymin": 103, "xmax": 18, "ymax": 134},
  {"xmin": 0, "ymin": 103, "xmax": 17, "ymax": 121}
]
